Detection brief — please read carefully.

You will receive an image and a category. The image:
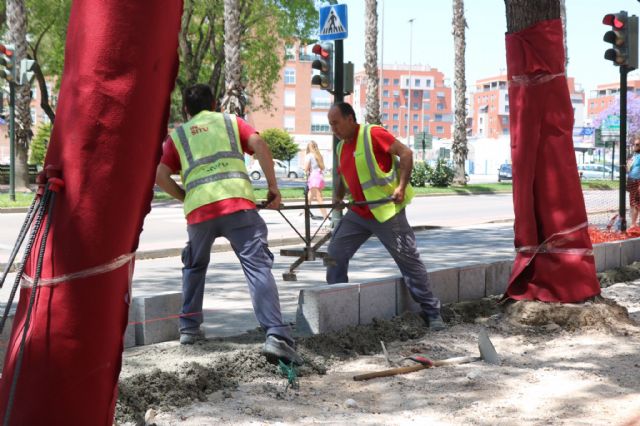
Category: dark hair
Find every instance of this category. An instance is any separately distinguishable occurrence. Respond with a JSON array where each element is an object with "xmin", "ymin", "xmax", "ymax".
[
  {"xmin": 183, "ymin": 84, "xmax": 214, "ymax": 116},
  {"xmin": 331, "ymin": 102, "xmax": 357, "ymax": 123}
]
